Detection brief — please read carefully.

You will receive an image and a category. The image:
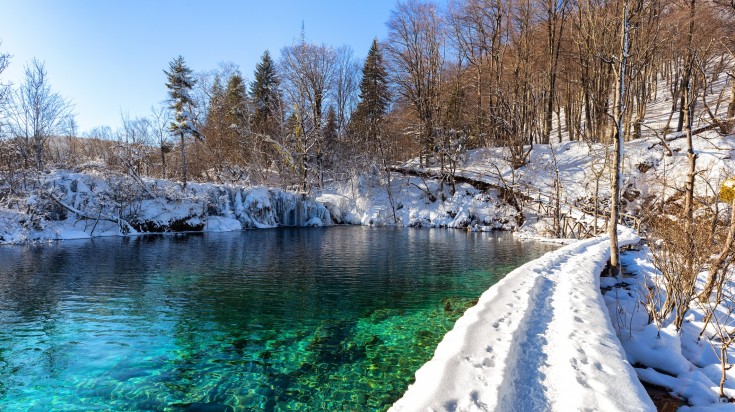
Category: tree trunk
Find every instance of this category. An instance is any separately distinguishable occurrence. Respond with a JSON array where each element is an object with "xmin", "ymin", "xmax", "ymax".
[
  {"xmin": 699, "ymin": 196, "xmax": 735, "ymax": 302},
  {"xmin": 34, "ymin": 134, "xmax": 44, "ymax": 171},
  {"xmin": 683, "ymin": 89, "xmax": 697, "ymax": 223},
  {"xmin": 726, "ymin": 79, "xmax": 735, "ymax": 133},
  {"xmin": 683, "ymin": 0, "xmax": 697, "ymax": 225},
  {"xmin": 161, "ymin": 147, "xmax": 167, "ymax": 179},
  {"xmin": 543, "ymin": 0, "xmax": 565, "ymax": 145},
  {"xmin": 180, "ymin": 132, "xmax": 187, "ymax": 190},
  {"xmin": 720, "ymin": 346, "xmax": 728, "ymax": 398},
  {"xmin": 610, "ymin": 0, "xmax": 629, "ymax": 278}
]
